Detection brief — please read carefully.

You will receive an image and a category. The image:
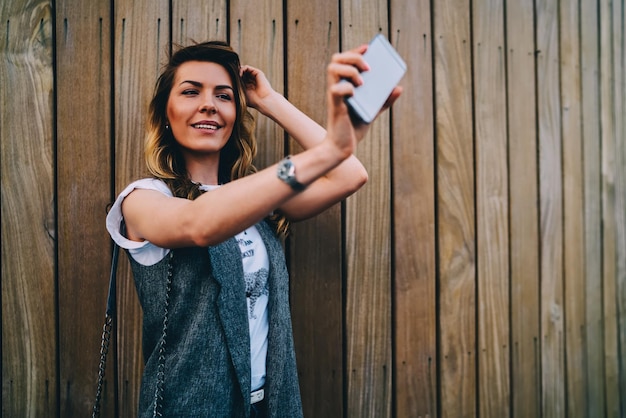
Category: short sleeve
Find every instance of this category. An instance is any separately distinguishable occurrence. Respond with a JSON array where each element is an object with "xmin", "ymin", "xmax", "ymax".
[{"xmin": 105, "ymin": 178, "xmax": 172, "ymax": 265}]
